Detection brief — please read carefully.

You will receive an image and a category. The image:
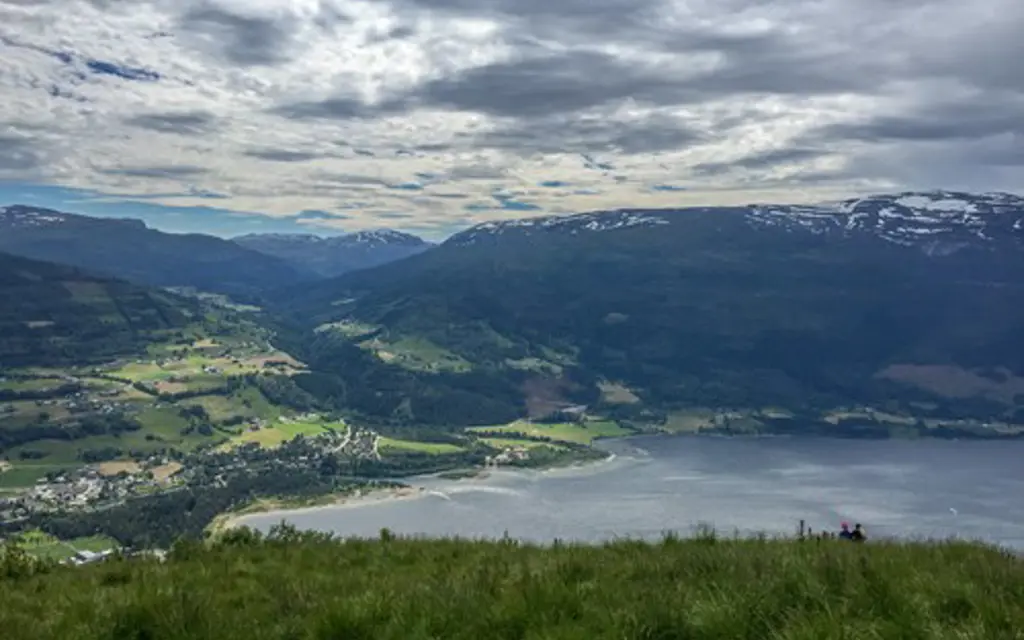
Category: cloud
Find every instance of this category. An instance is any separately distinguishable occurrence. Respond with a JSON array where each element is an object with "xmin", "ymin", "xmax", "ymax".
[
  {"xmin": 0, "ymin": 0, "xmax": 1021, "ymax": 238},
  {"xmin": 100, "ymin": 165, "xmax": 209, "ymax": 179},
  {"xmin": 126, "ymin": 111, "xmax": 219, "ymax": 135},
  {"xmin": 243, "ymin": 148, "xmax": 324, "ymax": 162},
  {"xmin": 0, "ymin": 131, "xmax": 44, "ymax": 172}
]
